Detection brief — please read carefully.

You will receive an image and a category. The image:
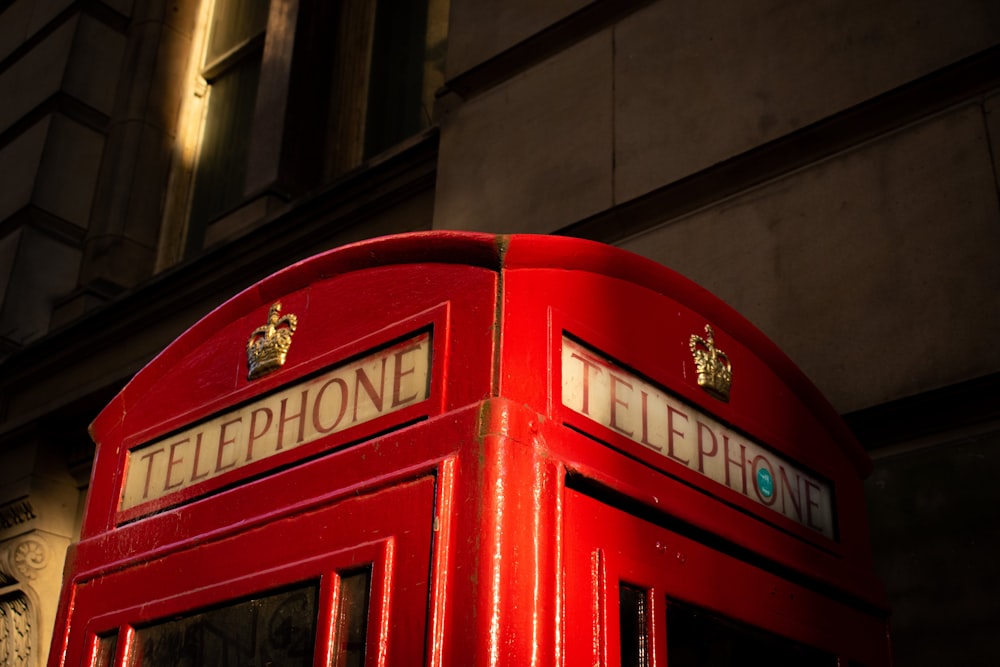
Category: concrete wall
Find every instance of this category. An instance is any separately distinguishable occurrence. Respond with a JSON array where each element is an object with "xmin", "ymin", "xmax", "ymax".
[
  {"xmin": 0, "ymin": 3, "xmax": 128, "ymax": 345},
  {"xmin": 435, "ymin": 0, "xmax": 1000, "ymax": 233},
  {"xmin": 867, "ymin": 430, "xmax": 1000, "ymax": 666},
  {"xmin": 620, "ymin": 102, "xmax": 1000, "ymax": 414}
]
